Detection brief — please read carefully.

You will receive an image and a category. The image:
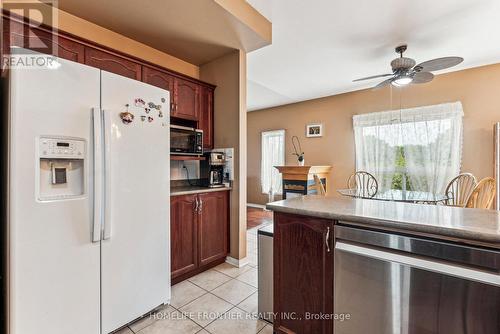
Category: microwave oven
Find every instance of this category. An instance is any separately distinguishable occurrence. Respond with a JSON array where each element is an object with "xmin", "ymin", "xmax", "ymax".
[{"xmin": 170, "ymin": 125, "xmax": 203, "ymax": 155}]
